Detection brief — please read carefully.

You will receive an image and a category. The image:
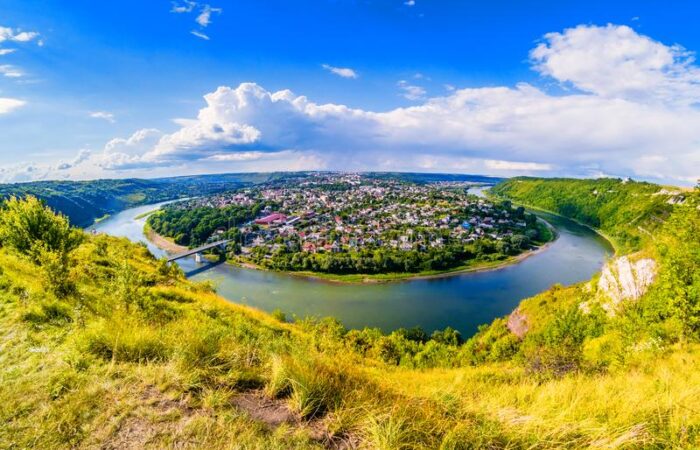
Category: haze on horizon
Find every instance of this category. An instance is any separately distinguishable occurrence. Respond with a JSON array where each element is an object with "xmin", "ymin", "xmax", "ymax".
[{"xmin": 0, "ymin": 1, "xmax": 698, "ymax": 186}]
